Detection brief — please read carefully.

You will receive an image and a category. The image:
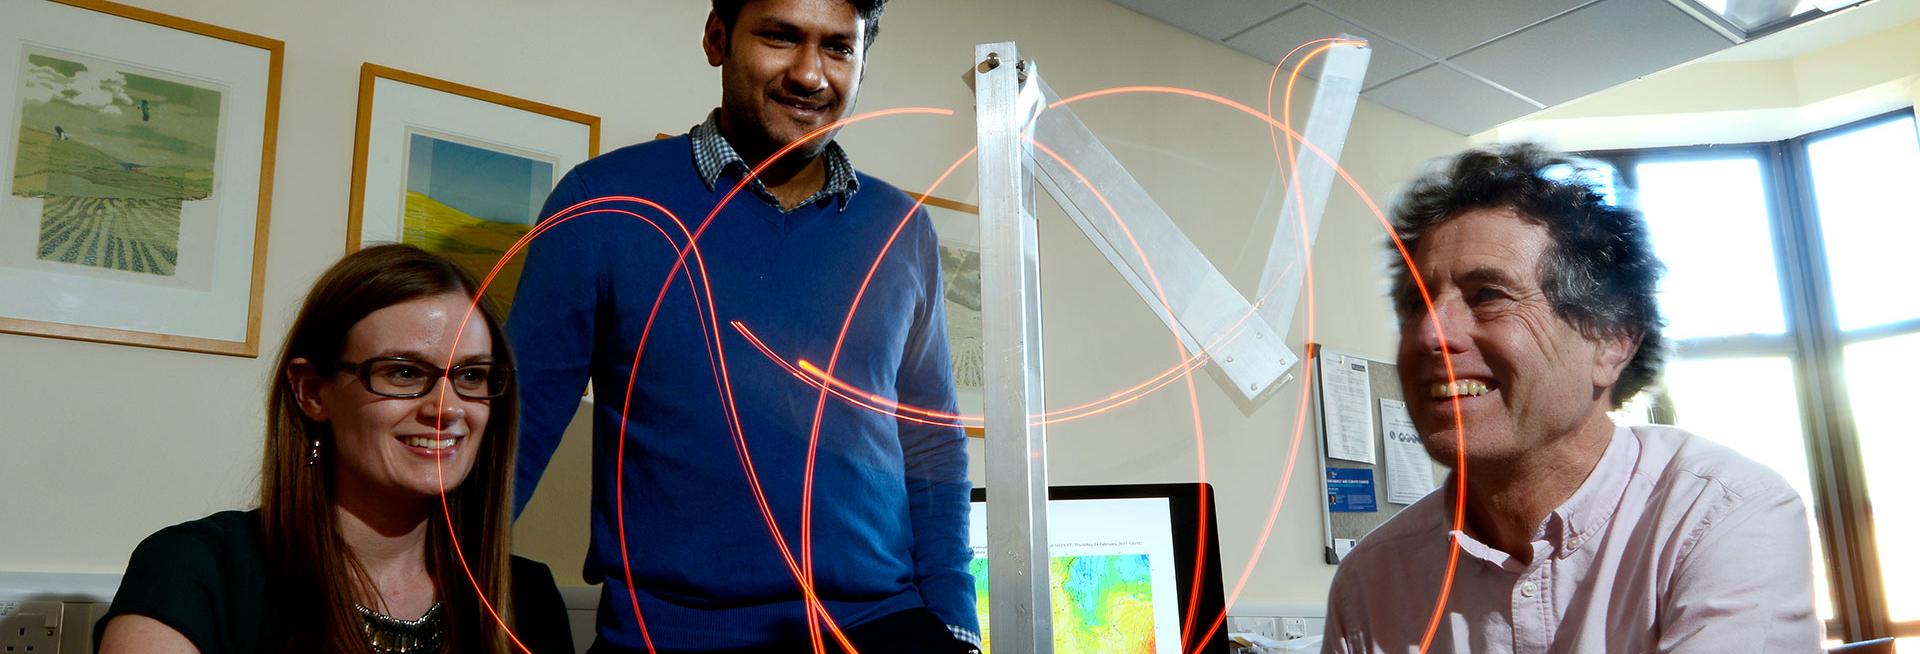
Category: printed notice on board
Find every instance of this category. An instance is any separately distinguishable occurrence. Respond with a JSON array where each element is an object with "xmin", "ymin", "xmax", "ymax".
[
  {"xmin": 1320, "ymin": 351, "xmax": 1376, "ymax": 464},
  {"xmin": 1381, "ymin": 398, "xmax": 1438, "ymax": 504},
  {"xmin": 1327, "ymin": 467, "xmax": 1377, "ymax": 512}
]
